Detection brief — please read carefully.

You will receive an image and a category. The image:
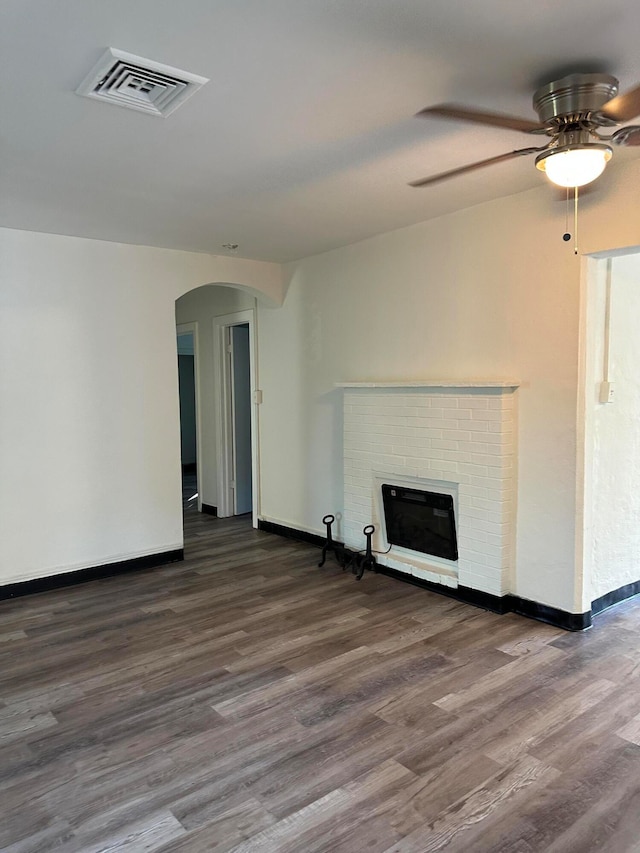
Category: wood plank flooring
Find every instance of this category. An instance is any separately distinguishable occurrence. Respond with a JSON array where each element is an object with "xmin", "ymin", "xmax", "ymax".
[{"xmin": 2, "ymin": 505, "xmax": 640, "ymax": 851}]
